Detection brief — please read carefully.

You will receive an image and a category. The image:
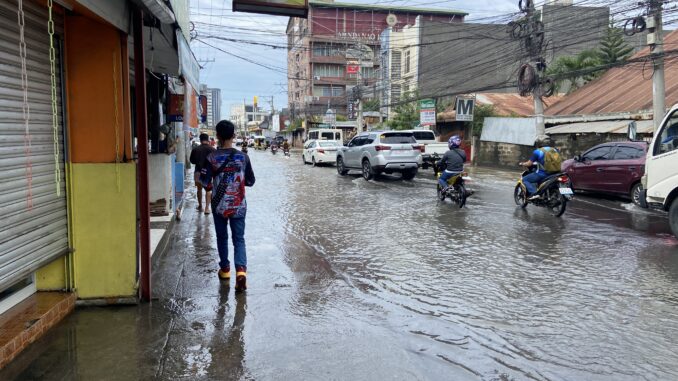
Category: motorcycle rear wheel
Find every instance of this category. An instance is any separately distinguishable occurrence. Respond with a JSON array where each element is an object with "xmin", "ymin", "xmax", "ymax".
[
  {"xmin": 437, "ymin": 184, "xmax": 445, "ymax": 201},
  {"xmin": 549, "ymin": 191, "xmax": 567, "ymax": 217},
  {"xmin": 454, "ymin": 183, "xmax": 467, "ymax": 208},
  {"xmin": 514, "ymin": 185, "xmax": 528, "ymax": 208}
]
